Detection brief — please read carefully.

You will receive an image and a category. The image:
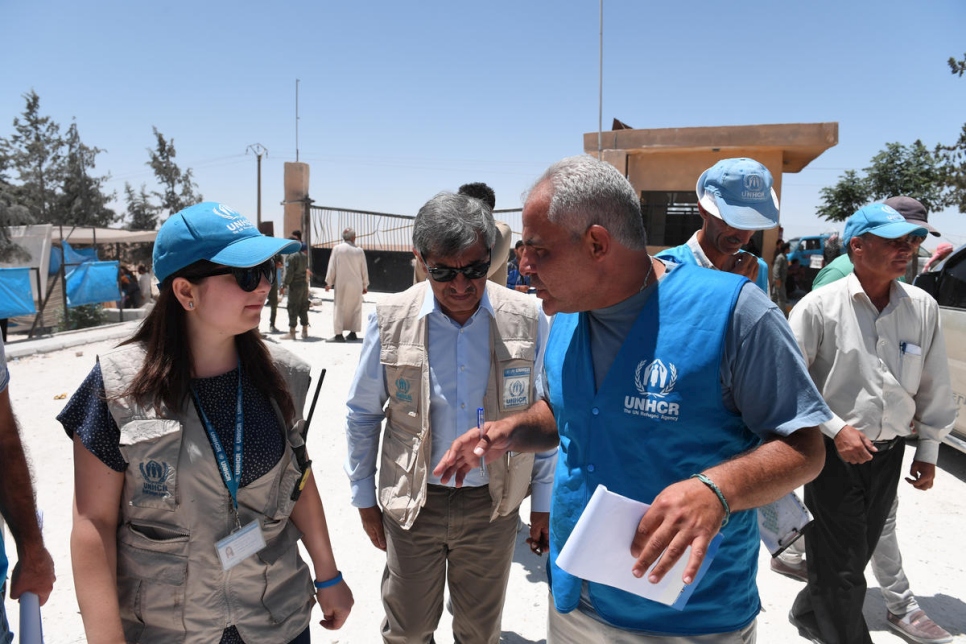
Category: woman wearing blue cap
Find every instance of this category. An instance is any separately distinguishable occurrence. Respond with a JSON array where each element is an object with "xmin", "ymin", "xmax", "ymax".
[{"xmin": 58, "ymin": 203, "xmax": 353, "ymax": 643}]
